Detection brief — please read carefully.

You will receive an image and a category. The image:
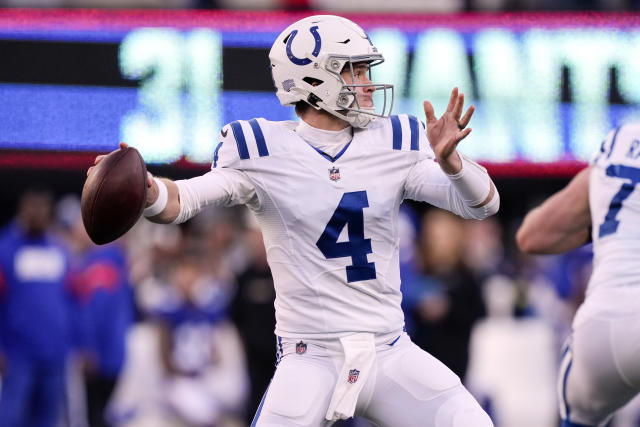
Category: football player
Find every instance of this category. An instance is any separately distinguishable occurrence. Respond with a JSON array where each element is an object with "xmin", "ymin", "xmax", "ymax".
[
  {"xmin": 517, "ymin": 124, "xmax": 640, "ymax": 427},
  {"xmin": 0, "ymin": 189, "xmax": 73, "ymax": 427},
  {"xmin": 90, "ymin": 15, "xmax": 498, "ymax": 427}
]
